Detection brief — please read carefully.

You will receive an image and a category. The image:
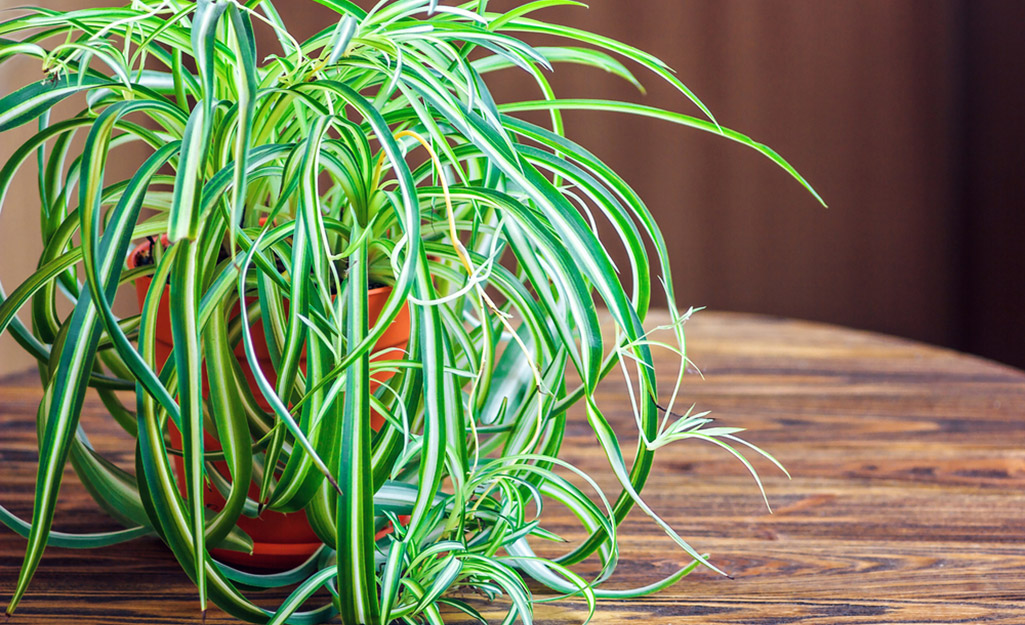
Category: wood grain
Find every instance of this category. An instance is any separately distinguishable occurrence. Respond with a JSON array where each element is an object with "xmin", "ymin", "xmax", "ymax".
[{"xmin": 2, "ymin": 311, "xmax": 1025, "ymax": 624}]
